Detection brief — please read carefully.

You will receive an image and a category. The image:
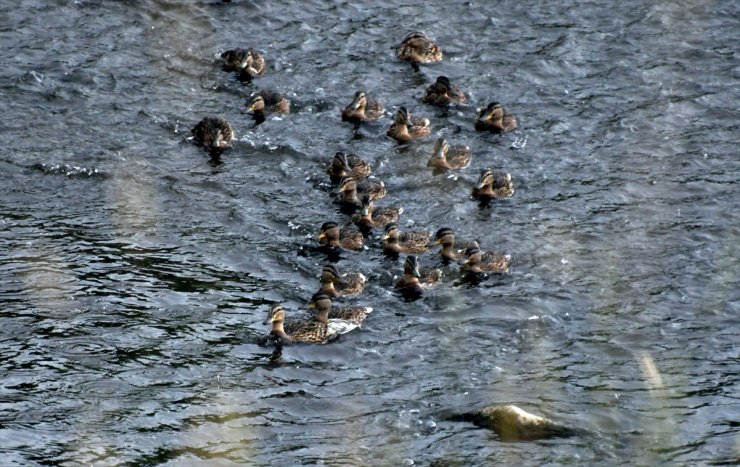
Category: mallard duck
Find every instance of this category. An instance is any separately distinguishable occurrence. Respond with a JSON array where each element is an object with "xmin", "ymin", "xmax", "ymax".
[
  {"xmin": 382, "ymin": 222, "xmax": 430, "ymax": 256},
  {"xmin": 341, "ymin": 91, "xmax": 385, "ymax": 123},
  {"xmin": 387, "ymin": 107, "xmax": 431, "ymax": 143},
  {"xmin": 326, "ymin": 152, "xmax": 371, "ymax": 184},
  {"xmin": 427, "ymin": 137, "xmax": 471, "ymax": 173},
  {"xmin": 433, "ymin": 227, "xmax": 479, "ymax": 262},
  {"xmin": 475, "ymin": 102, "xmax": 517, "ymax": 133},
  {"xmin": 352, "ymin": 194, "xmax": 403, "ymax": 234},
  {"xmin": 423, "ymin": 76, "xmax": 467, "ymax": 106},
  {"xmin": 472, "ymin": 169, "xmax": 515, "ymax": 201},
  {"xmin": 191, "ymin": 117, "xmax": 235, "ymax": 151},
  {"xmin": 395, "ymin": 255, "xmax": 442, "ymax": 296},
  {"xmin": 318, "ymin": 264, "xmax": 366, "ymax": 298},
  {"xmin": 460, "ymin": 246, "xmax": 510, "ymax": 274},
  {"xmin": 246, "ymin": 90, "xmax": 290, "ymax": 117},
  {"xmin": 318, "ymin": 221, "xmax": 364, "ymax": 251},
  {"xmin": 220, "ymin": 47, "xmax": 266, "ymax": 78},
  {"xmin": 309, "ymin": 292, "xmax": 372, "ymax": 325},
  {"xmin": 262, "ymin": 304, "xmax": 356, "ymax": 345},
  {"xmin": 335, "ymin": 177, "xmax": 387, "ymax": 213},
  {"xmin": 396, "ymin": 31, "xmax": 443, "ymax": 64}
]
